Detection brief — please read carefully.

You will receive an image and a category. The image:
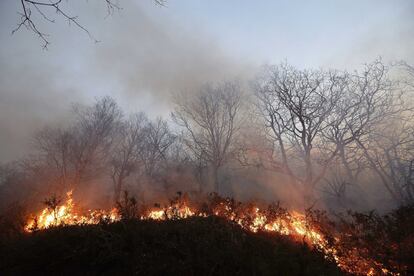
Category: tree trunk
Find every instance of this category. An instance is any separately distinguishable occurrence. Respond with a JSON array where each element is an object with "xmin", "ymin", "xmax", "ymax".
[
  {"xmin": 303, "ymin": 181, "xmax": 316, "ymax": 205},
  {"xmin": 114, "ymin": 184, "xmax": 121, "ymax": 204},
  {"xmin": 212, "ymin": 165, "xmax": 220, "ymax": 194},
  {"xmin": 339, "ymin": 145, "xmax": 356, "ymax": 184},
  {"xmin": 113, "ymin": 172, "xmax": 124, "ymax": 204}
]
